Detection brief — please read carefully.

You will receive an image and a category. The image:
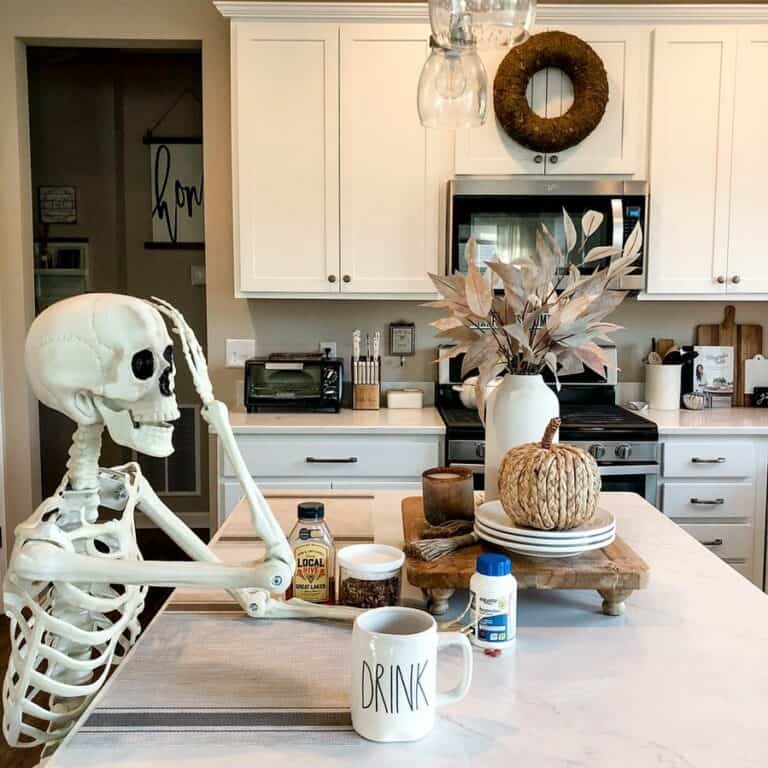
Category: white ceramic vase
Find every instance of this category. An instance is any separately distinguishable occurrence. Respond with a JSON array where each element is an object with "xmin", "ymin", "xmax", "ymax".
[{"xmin": 484, "ymin": 374, "xmax": 560, "ymax": 501}]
